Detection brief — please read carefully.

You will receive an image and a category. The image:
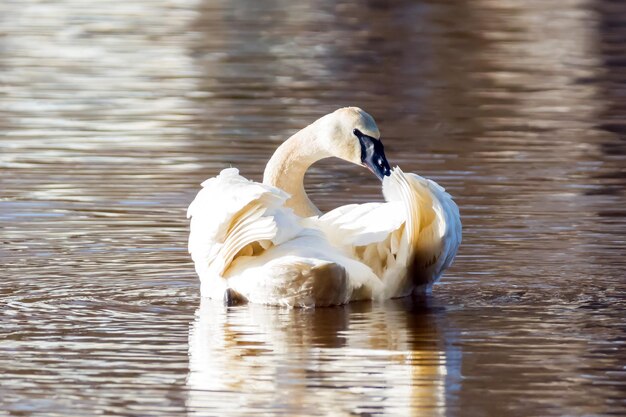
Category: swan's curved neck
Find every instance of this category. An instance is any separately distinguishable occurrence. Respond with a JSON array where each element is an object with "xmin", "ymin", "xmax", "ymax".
[{"xmin": 263, "ymin": 123, "xmax": 330, "ymax": 217}]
